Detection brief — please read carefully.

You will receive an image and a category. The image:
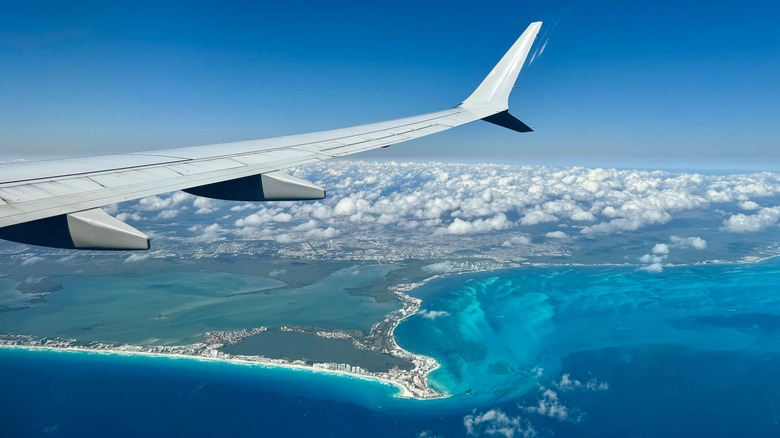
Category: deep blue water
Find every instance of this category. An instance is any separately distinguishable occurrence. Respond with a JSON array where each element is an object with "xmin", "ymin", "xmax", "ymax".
[{"xmin": 2, "ymin": 259, "xmax": 780, "ymax": 436}]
